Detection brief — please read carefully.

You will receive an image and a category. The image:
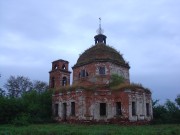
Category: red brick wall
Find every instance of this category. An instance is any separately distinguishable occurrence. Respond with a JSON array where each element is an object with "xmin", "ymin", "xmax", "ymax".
[
  {"xmin": 49, "ymin": 60, "xmax": 71, "ymax": 89},
  {"xmin": 73, "ymin": 62, "xmax": 130, "ymax": 86},
  {"xmin": 73, "ymin": 62, "xmax": 112, "ymax": 86}
]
